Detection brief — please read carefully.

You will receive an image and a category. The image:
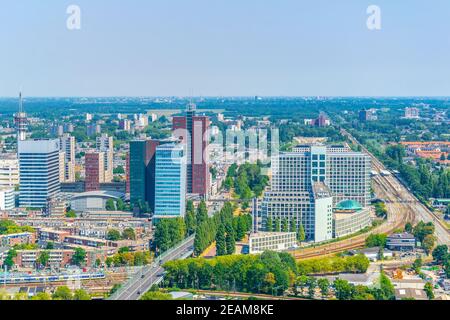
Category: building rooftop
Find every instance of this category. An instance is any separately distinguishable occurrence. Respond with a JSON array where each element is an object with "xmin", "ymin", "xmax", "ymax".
[
  {"xmin": 336, "ymin": 200, "xmax": 363, "ymax": 212},
  {"xmin": 388, "ymin": 232, "xmax": 415, "ymax": 240}
]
